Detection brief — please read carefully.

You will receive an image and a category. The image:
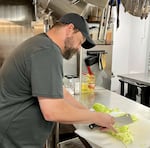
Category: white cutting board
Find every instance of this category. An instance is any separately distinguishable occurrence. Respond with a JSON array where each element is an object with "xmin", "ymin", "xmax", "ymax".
[{"xmin": 75, "ymin": 117, "xmax": 150, "ymax": 148}]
